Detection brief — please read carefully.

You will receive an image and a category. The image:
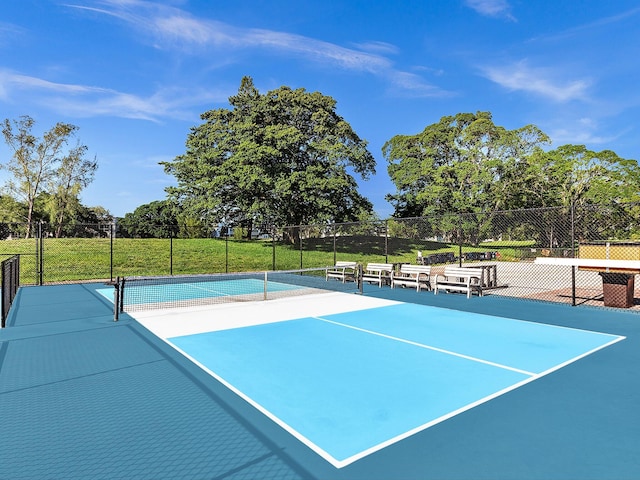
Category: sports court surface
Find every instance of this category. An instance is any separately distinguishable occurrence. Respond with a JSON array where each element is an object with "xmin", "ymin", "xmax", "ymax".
[{"xmin": 2, "ymin": 275, "xmax": 640, "ymax": 479}]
